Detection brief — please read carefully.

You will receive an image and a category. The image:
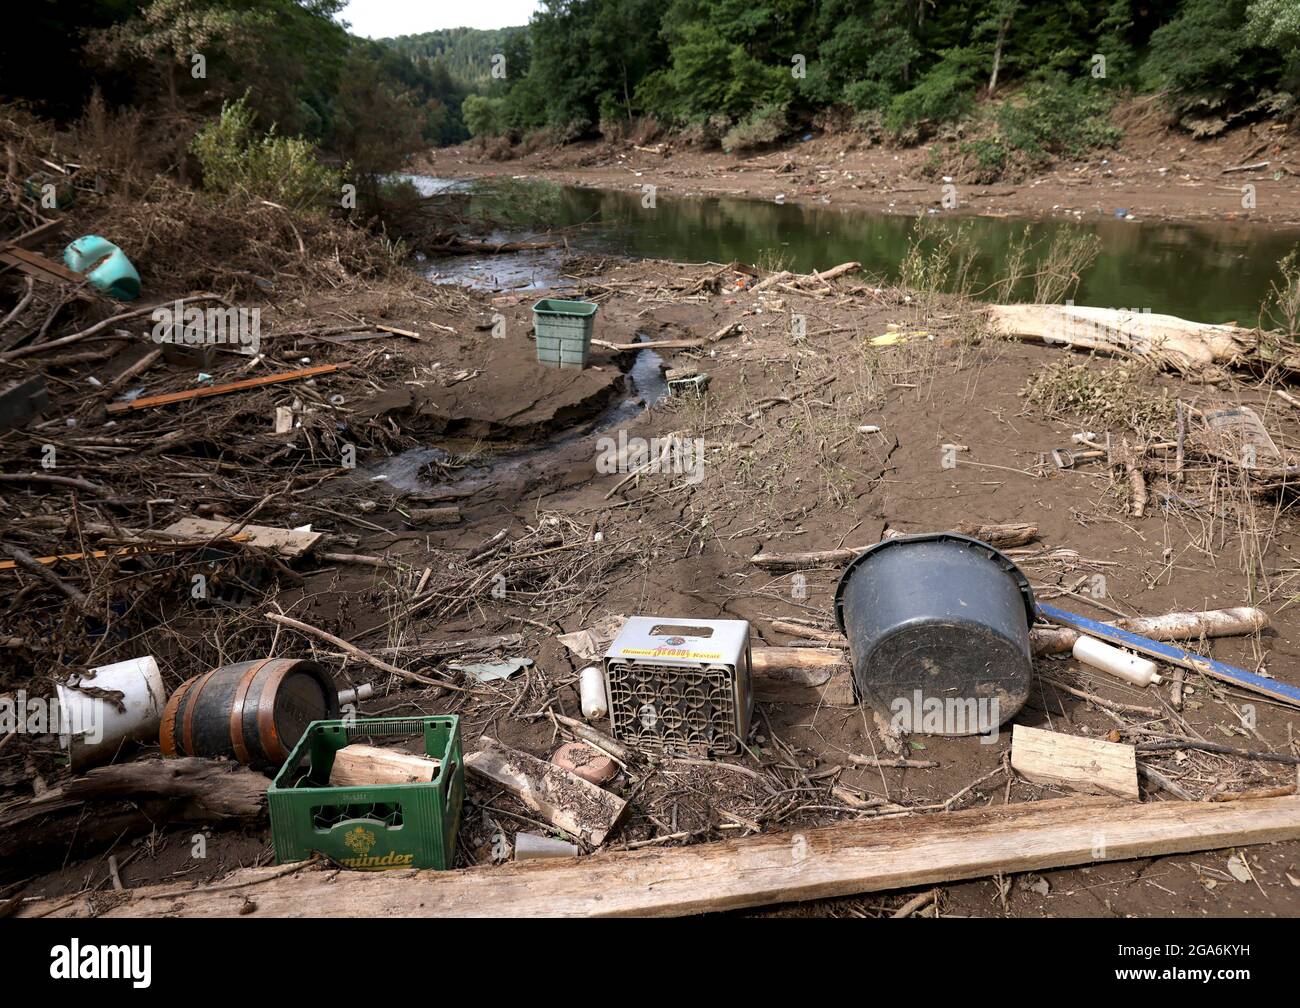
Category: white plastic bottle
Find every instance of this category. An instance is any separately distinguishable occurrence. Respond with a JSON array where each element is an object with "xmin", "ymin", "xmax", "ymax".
[
  {"xmin": 579, "ymin": 665, "xmax": 608, "ymax": 720},
  {"xmin": 1071, "ymin": 634, "xmax": 1163, "ymax": 687}
]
